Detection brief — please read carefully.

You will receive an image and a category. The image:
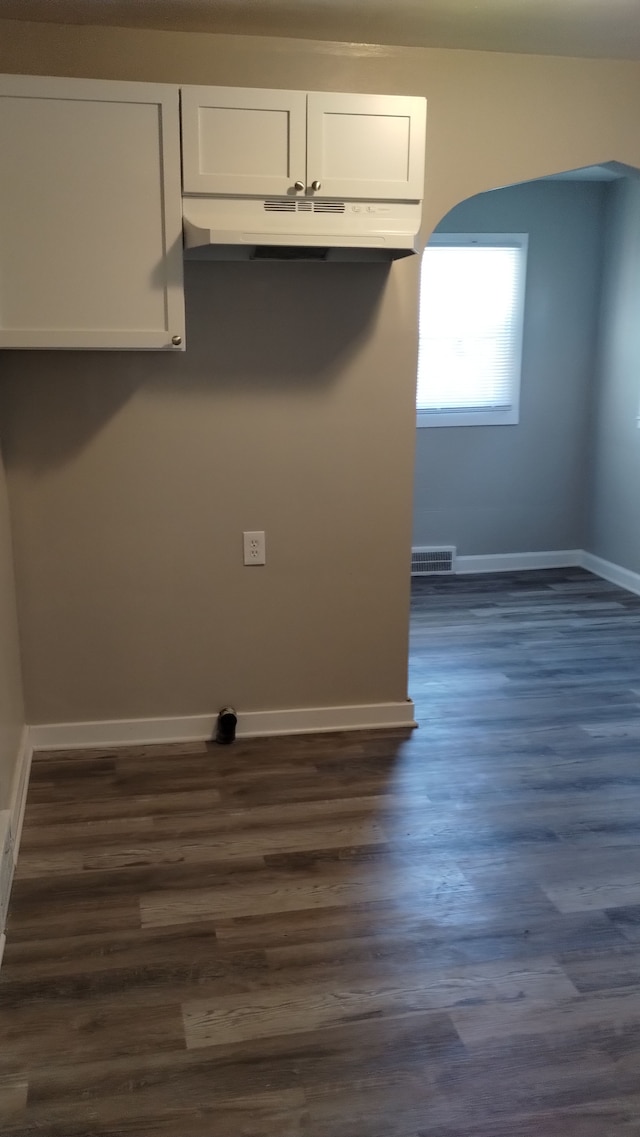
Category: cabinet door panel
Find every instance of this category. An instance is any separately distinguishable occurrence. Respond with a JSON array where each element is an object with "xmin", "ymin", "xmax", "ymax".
[
  {"xmin": 306, "ymin": 93, "xmax": 426, "ymax": 201},
  {"xmin": 181, "ymin": 86, "xmax": 307, "ymax": 196},
  {"xmin": 0, "ymin": 76, "xmax": 185, "ymax": 350}
]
